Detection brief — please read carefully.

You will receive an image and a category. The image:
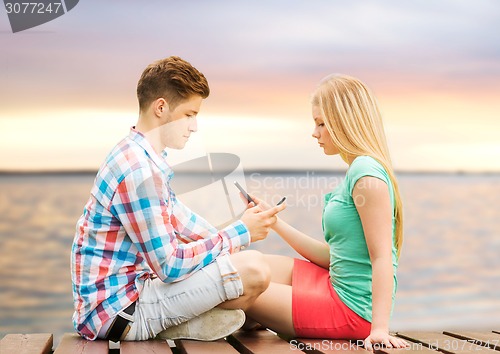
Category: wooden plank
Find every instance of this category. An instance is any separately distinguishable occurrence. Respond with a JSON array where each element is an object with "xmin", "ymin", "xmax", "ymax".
[
  {"xmin": 0, "ymin": 333, "xmax": 53, "ymax": 354},
  {"xmin": 292, "ymin": 338, "xmax": 371, "ymax": 354},
  {"xmin": 443, "ymin": 332, "xmax": 500, "ymax": 351},
  {"xmin": 378, "ymin": 347, "xmax": 439, "ymax": 354},
  {"xmin": 228, "ymin": 330, "xmax": 295, "ymax": 354},
  {"xmin": 53, "ymin": 333, "xmax": 108, "ymax": 354},
  {"xmin": 176, "ymin": 339, "xmax": 239, "ymax": 354},
  {"xmin": 120, "ymin": 339, "xmax": 172, "ymax": 354},
  {"xmin": 377, "ymin": 341, "xmax": 440, "ymax": 354},
  {"xmin": 397, "ymin": 331, "xmax": 498, "ymax": 354},
  {"xmin": 375, "ymin": 333, "xmax": 441, "ymax": 354}
]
